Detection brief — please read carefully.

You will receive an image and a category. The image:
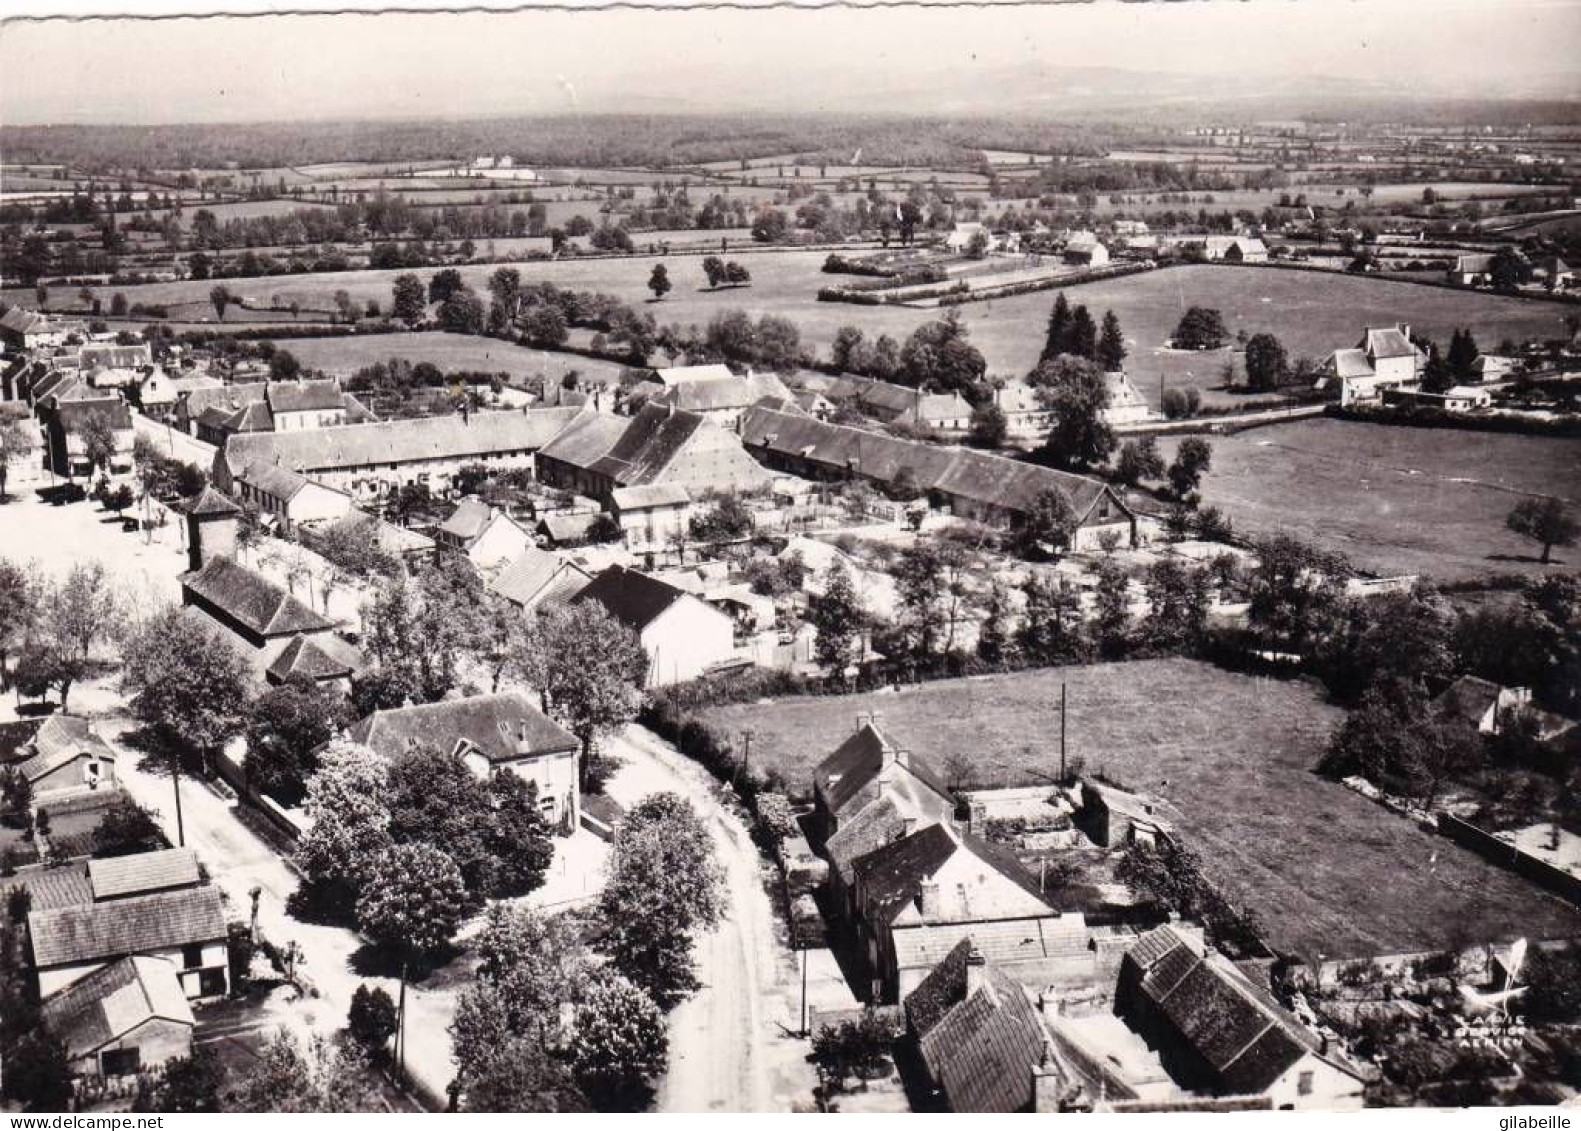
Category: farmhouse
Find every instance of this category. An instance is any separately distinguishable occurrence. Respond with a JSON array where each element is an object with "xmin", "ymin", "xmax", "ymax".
[
  {"xmin": 573, "ymin": 564, "xmax": 737, "ymax": 688},
  {"xmin": 1448, "ymin": 253, "xmax": 1496, "ymax": 286},
  {"xmin": 1204, "ymin": 237, "xmax": 1268, "ymax": 264},
  {"xmin": 28, "ymin": 884, "xmax": 230, "ymax": 999},
  {"xmin": 850, "ymin": 821, "xmax": 1060, "ymax": 1001},
  {"xmin": 213, "ymin": 406, "xmax": 583, "ymax": 501},
  {"xmin": 79, "ymin": 342, "xmax": 151, "ymax": 372},
  {"xmin": 1115, "ymin": 925, "xmax": 1366, "ymax": 1110},
  {"xmin": 14, "ymin": 715, "xmax": 118, "ymax": 801},
  {"xmin": 193, "ymin": 379, "xmax": 365, "ymax": 445},
  {"xmin": 435, "ymin": 496, "xmax": 535, "ymax": 570},
  {"xmin": 1432, "ymin": 676, "xmax": 1534, "ymax": 736},
  {"xmin": 637, "ymin": 365, "xmax": 791, "ymax": 428},
  {"xmin": 233, "ymin": 460, "xmax": 354, "ymax": 535},
  {"xmin": 487, "ymin": 545, "xmax": 592, "ymax": 613},
  {"xmin": 41, "ymin": 956, "xmax": 195, "ymax": 1083},
  {"xmin": 1380, "ymin": 385, "xmax": 1492, "ymax": 413},
  {"xmin": 610, "ymin": 483, "xmax": 692, "ymax": 556},
  {"xmin": 1534, "ymin": 255, "xmax": 1574, "ymax": 291},
  {"xmin": 0, "ymin": 307, "xmax": 75, "ymax": 352},
  {"xmin": 39, "ymin": 394, "xmax": 135, "ymax": 478},
  {"xmin": 535, "ymin": 402, "xmax": 772, "ymax": 506},
  {"xmin": 823, "ymin": 373, "xmax": 974, "ymax": 431},
  {"xmin": 346, "ymin": 691, "xmax": 581, "ymax": 828},
  {"xmin": 1063, "ymin": 232, "xmax": 1111, "ymax": 267},
  {"xmin": 1103, "ymin": 371, "xmax": 1155, "ymax": 425},
  {"xmin": 1323, "ymin": 324, "xmax": 1426, "ymax": 407}
]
